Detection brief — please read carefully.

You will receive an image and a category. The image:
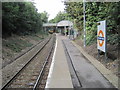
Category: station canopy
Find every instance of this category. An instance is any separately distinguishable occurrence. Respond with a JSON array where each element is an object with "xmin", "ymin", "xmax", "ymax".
[
  {"xmin": 43, "ymin": 23, "xmax": 57, "ymax": 27},
  {"xmin": 57, "ymin": 20, "xmax": 73, "ymax": 27},
  {"xmin": 43, "ymin": 20, "xmax": 73, "ymax": 27}
]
